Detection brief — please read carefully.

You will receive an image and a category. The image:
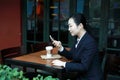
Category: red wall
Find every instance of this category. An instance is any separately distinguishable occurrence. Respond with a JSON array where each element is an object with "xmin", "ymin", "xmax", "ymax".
[{"xmin": 0, "ymin": 0, "xmax": 21, "ymax": 50}]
